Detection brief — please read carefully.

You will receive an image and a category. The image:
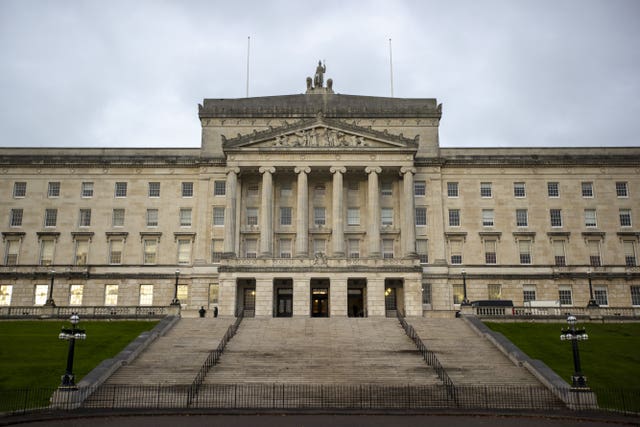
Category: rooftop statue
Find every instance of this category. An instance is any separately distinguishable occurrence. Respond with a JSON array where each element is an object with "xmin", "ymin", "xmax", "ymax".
[{"xmin": 314, "ymin": 60, "xmax": 326, "ymax": 88}]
